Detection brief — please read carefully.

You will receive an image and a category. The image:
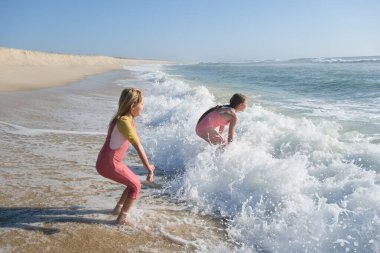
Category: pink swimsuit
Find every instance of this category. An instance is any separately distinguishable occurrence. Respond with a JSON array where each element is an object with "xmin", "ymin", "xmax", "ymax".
[
  {"xmin": 196, "ymin": 110, "xmax": 229, "ymax": 136},
  {"xmin": 96, "ymin": 122, "xmax": 141, "ymax": 200}
]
